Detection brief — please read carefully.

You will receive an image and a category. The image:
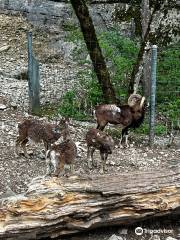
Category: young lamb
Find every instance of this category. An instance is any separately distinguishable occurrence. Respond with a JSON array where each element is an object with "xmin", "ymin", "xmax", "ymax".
[
  {"xmin": 86, "ymin": 128, "xmax": 114, "ymax": 174},
  {"xmin": 46, "ymin": 118, "xmax": 77, "ymax": 177},
  {"xmin": 95, "ymin": 94, "xmax": 146, "ymax": 147},
  {"xmin": 15, "ymin": 118, "xmax": 63, "ymax": 157}
]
